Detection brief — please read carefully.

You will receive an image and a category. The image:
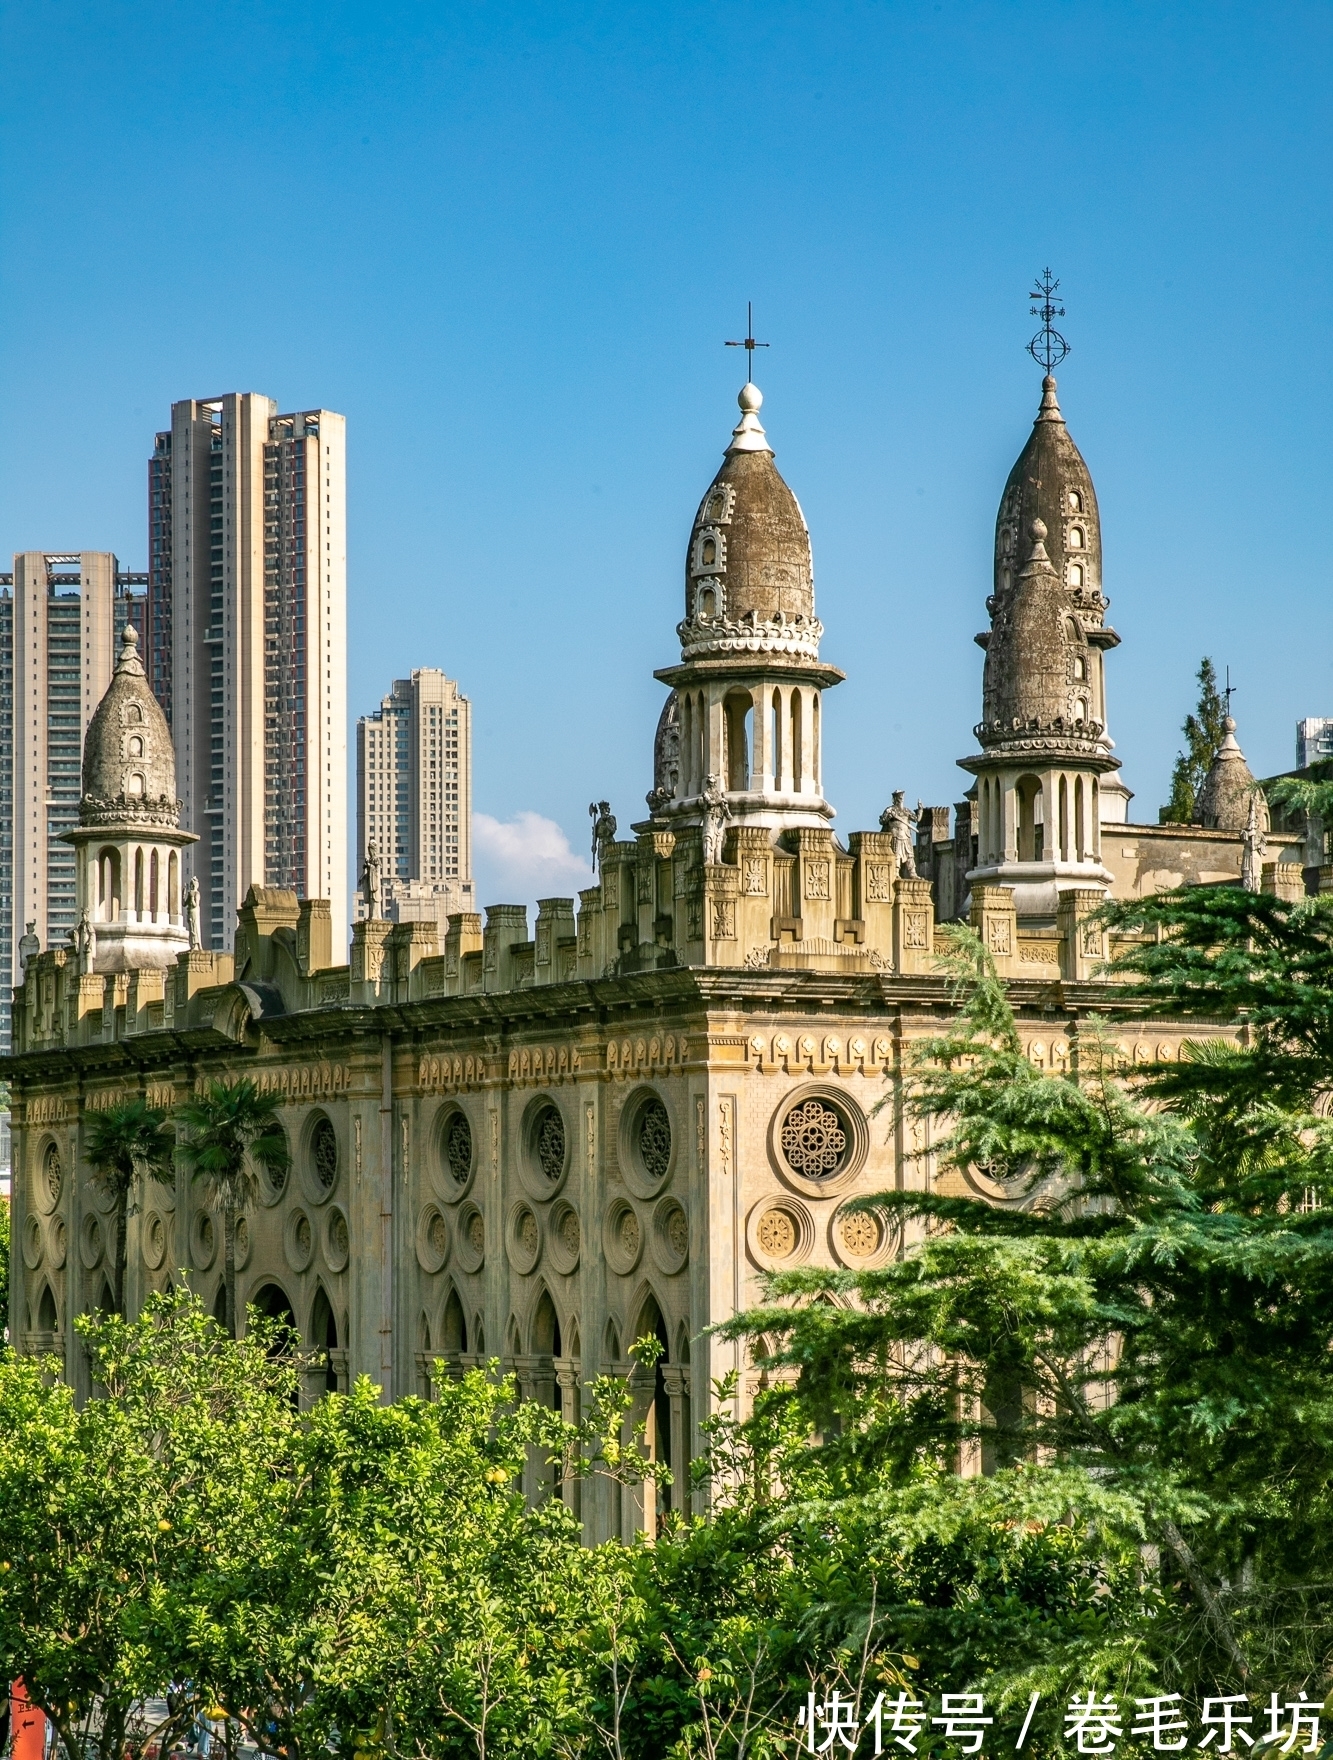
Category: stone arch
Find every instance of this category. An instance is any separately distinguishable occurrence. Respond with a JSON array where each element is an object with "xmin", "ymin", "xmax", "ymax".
[
  {"xmin": 472, "ymin": 1313, "xmax": 486, "ymax": 1357},
  {"xmin": 212, "ymin": 1281, "xmax": 228, "ymax": 1327},
  {"xmin": 36, "ymin": 1280, "xmax": 59, "ymax": 1334},
  {"xmin": 248, "ymin": 1278, "xmax": 297, "ymax": 1338},
  {"xmin": 417, "ymin": 1308, "xmax": 434, "ymax": 1397},
  {"xmin": 504, "ymin": 1313, "xmax": 522, "ymax": 1362},
  {"xmin": 442, "ymin": 1285, "xmax": 467, "ymax": 1354},
  {"xmin": 310, "ymin": 1282, "xmax": 339, "ymax": 1394},
  {"xmin": 530, "ymin": 1285, "xmax": 562, "ymax": 1358},
  {"xmin": 1015, "ymin": 774, "xmax": 1043, "ymax": 863},
  {"xmin": 603, "ymin": 1316, "xmax": 622, "ymax": 1365},
  {"xmin": 724, "ymin": 690, "xmax": 752, "ymax": 793},
  {"xmin": 97, "ymin": 846, "xmax": 121, "ymax": 923}
]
